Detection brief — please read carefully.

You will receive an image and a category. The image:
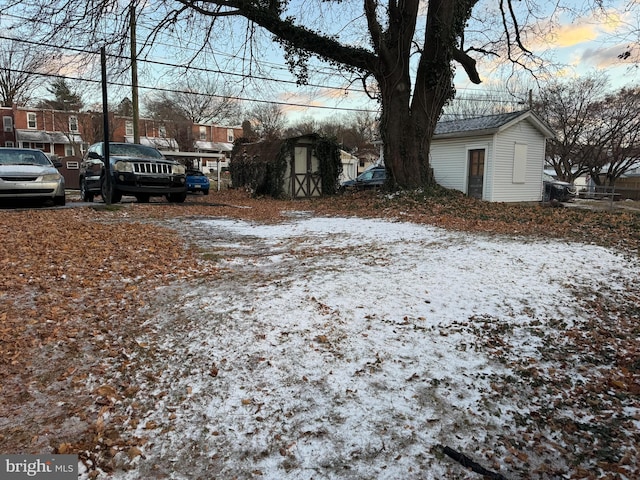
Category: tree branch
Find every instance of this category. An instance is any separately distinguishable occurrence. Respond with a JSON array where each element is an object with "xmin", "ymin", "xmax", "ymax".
[
  {"xmin": 452, "ymin": 48, "xmax": 482, "ymax": 84},
  {"xmin": 176, "ymin": 0, "xmax": 377, "ymax": 73}
]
